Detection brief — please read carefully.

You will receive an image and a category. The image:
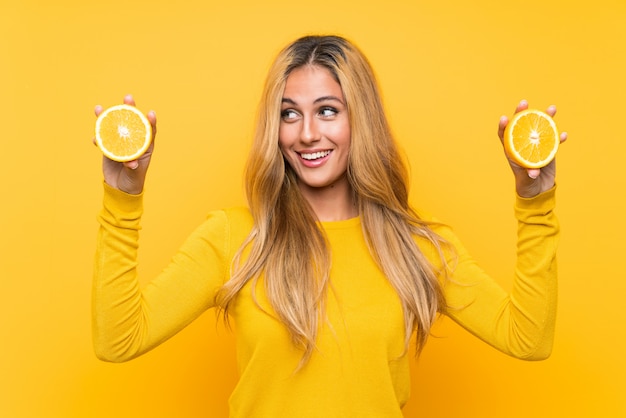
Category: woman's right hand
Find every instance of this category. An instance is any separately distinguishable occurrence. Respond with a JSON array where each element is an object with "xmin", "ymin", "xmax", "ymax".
[{"xmin": 94, "ymin": 94, "xmax": 157, "ymax": 195}]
